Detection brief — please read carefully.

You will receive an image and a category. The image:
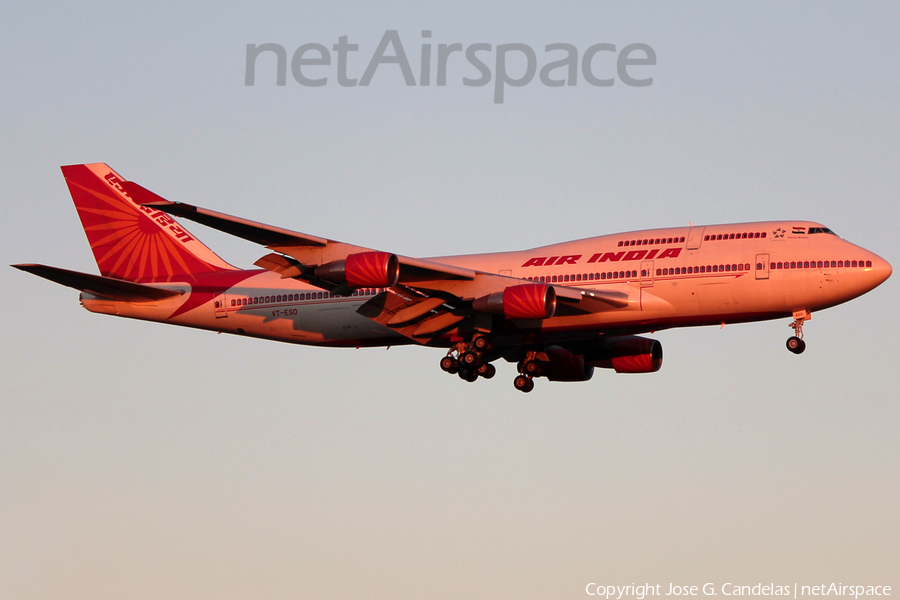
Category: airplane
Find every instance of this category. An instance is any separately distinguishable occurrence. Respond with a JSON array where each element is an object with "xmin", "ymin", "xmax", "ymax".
[{"xmin": 12, "ymin": 163, "xmax": 893, "ymax": 393}]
